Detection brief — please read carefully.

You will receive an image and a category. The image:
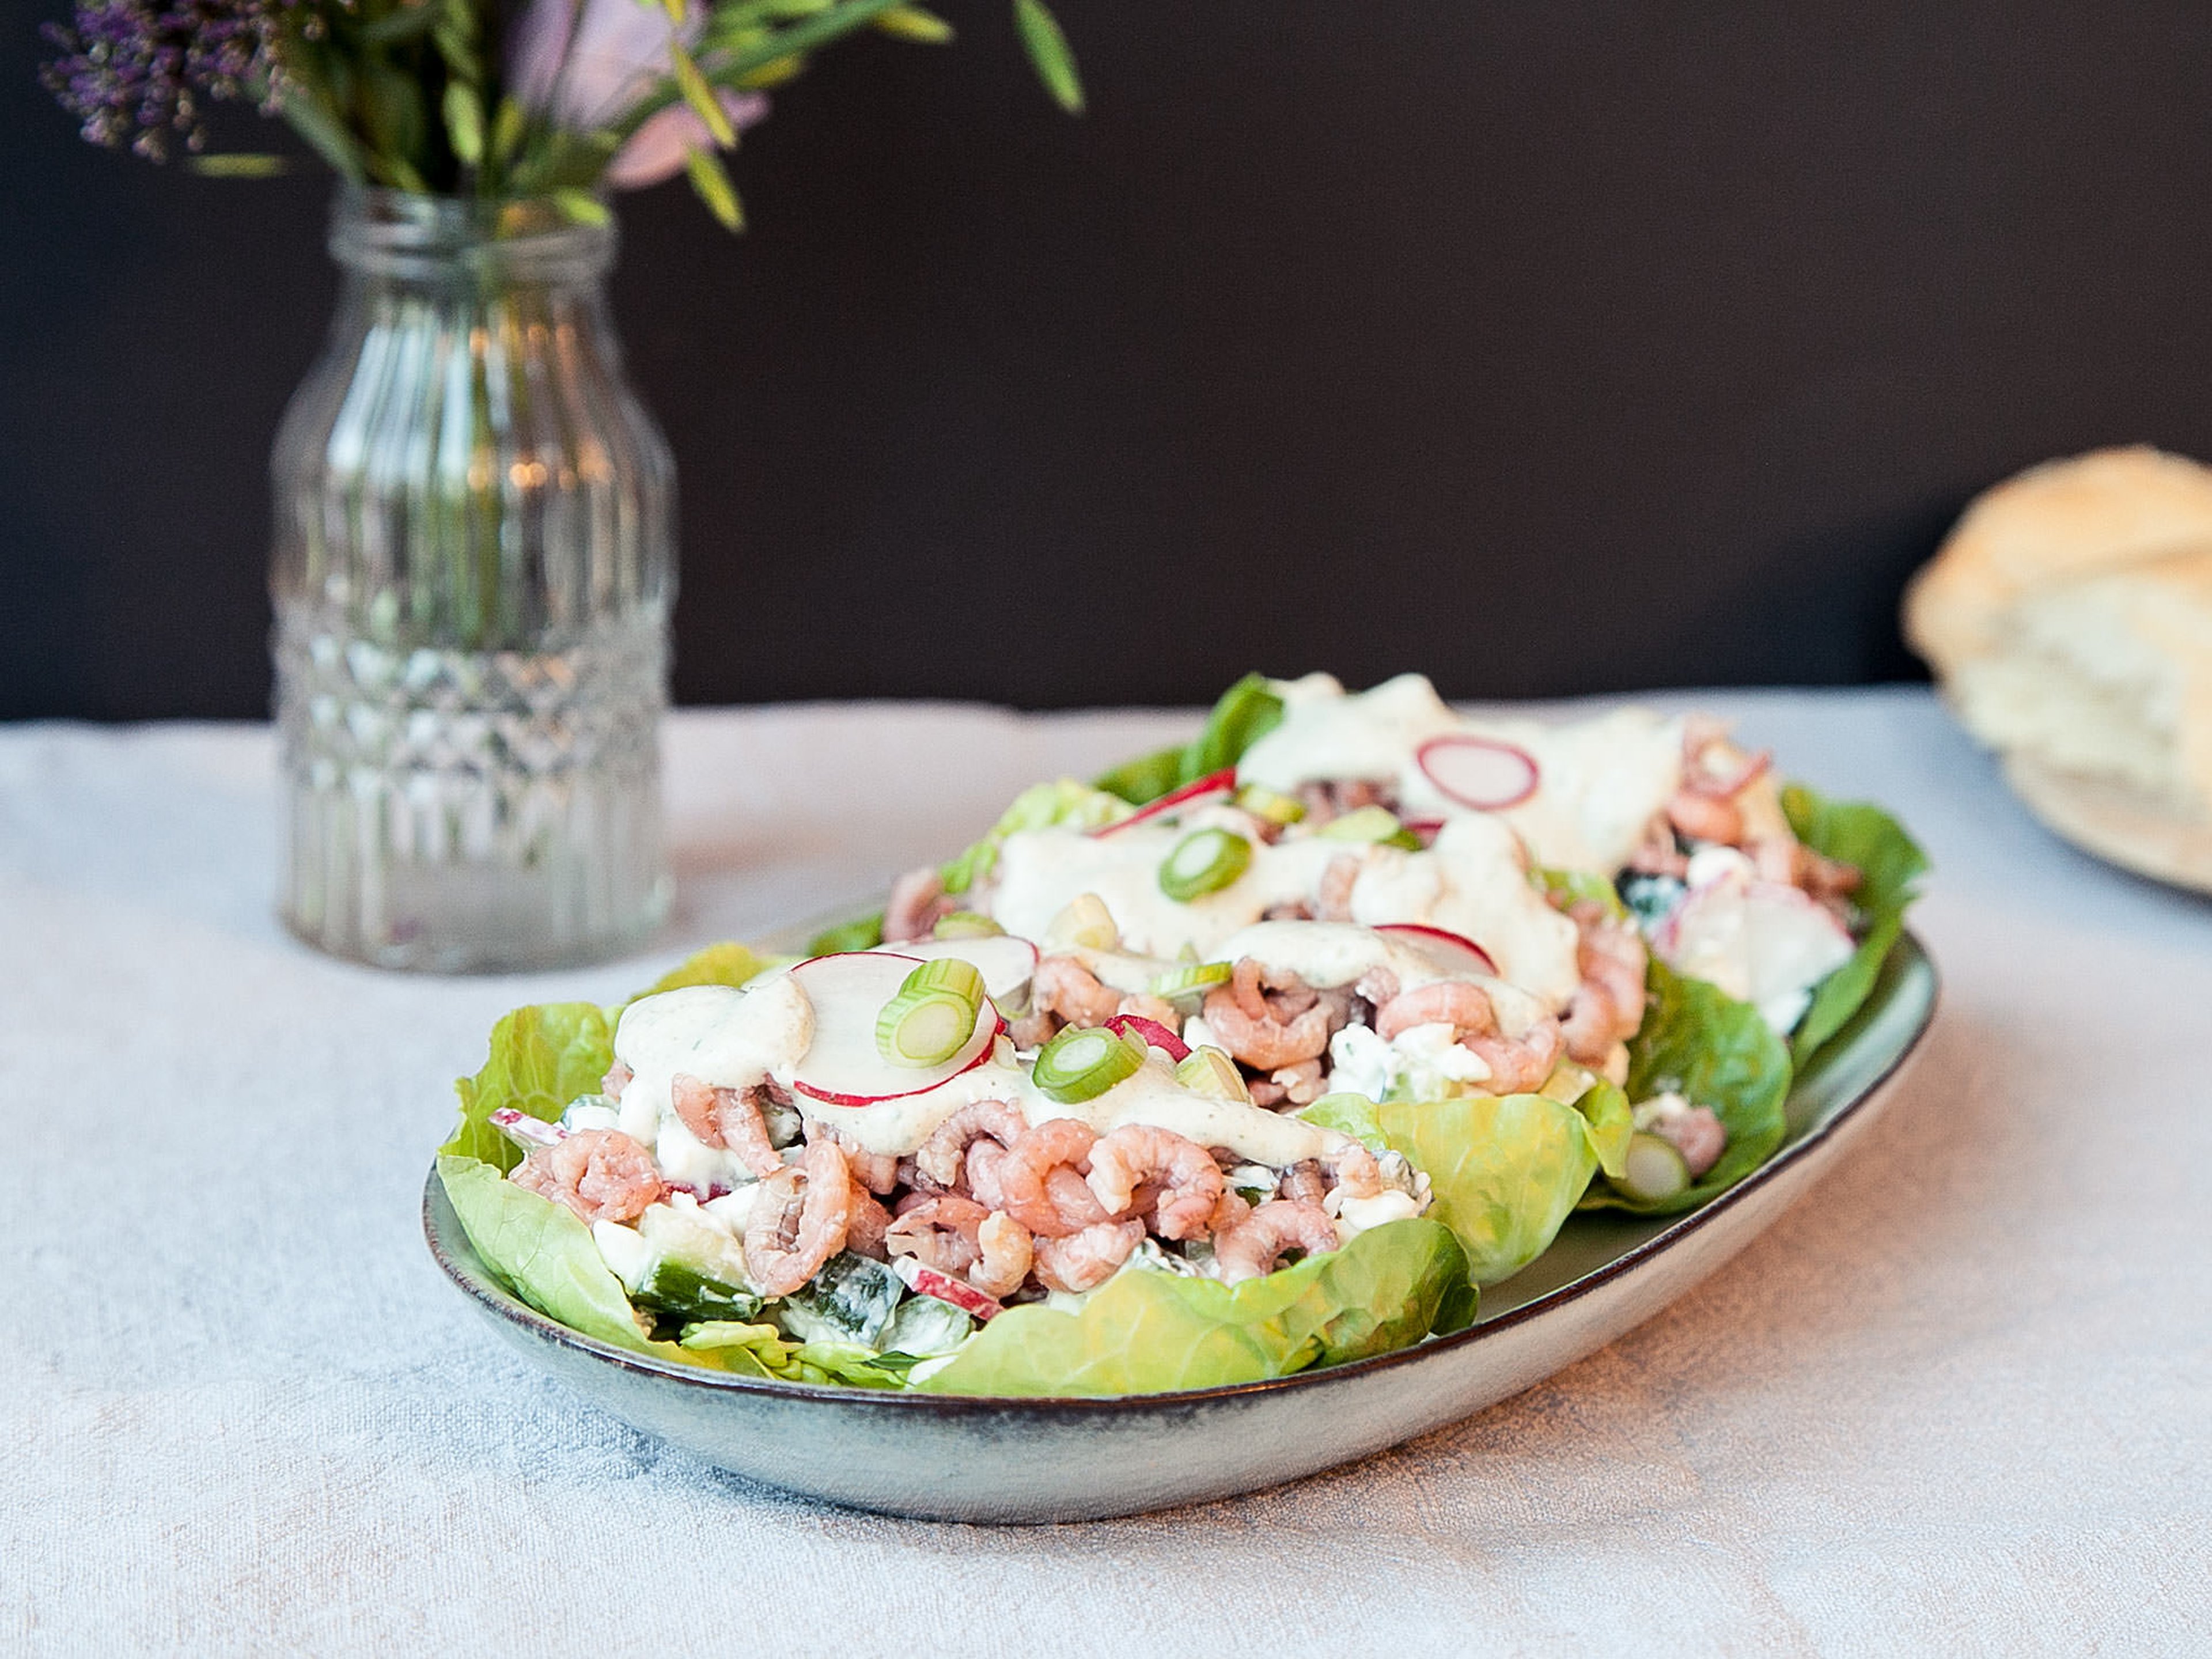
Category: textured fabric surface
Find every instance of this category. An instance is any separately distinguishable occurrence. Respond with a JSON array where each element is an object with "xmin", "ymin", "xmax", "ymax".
[{"xmin": 2, "ymin": 690, "xmax": 2207, "ymax": 1656}]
